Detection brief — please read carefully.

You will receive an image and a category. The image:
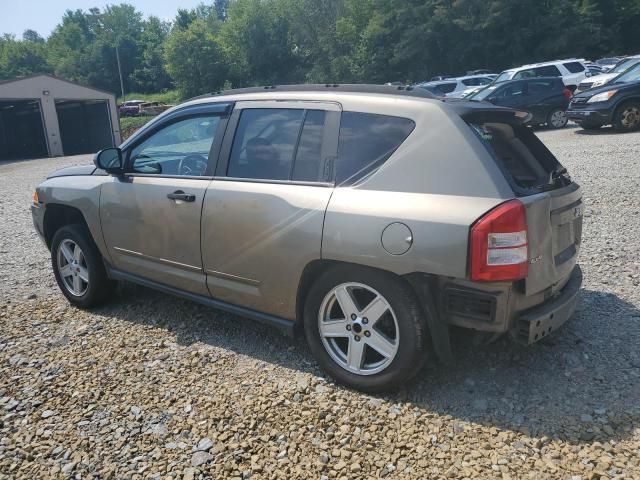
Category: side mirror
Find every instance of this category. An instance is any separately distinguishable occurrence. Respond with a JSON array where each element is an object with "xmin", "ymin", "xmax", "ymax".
[{"xmin": 94, "ymin": 148, "xmax": 124, "ymax": 174}]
